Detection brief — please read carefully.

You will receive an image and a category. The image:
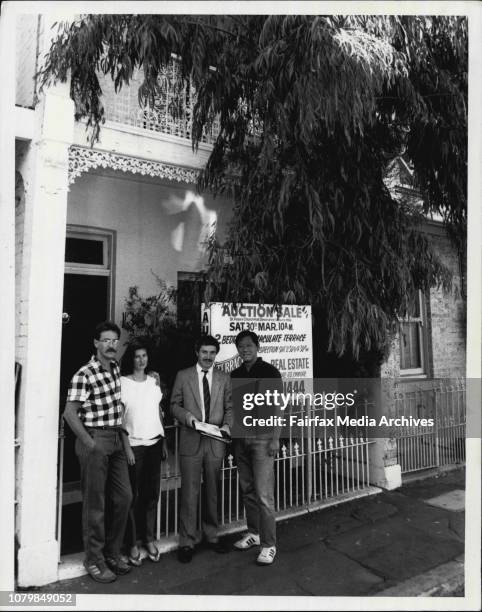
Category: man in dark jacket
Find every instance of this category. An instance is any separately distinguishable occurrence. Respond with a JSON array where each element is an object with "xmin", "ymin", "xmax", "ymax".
[{"xmin": 231, "ymin": 330, "xmax": 283, "ymax": 565}]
